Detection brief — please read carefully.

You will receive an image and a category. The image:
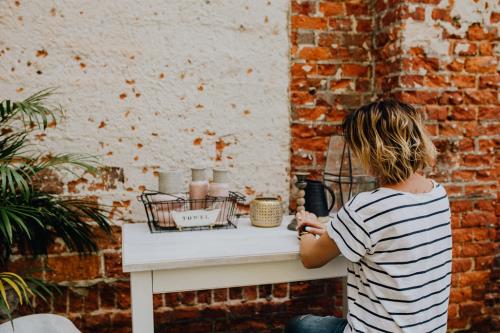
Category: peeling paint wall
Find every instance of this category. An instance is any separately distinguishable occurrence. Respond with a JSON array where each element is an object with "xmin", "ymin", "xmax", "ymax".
[
  {"xmin": 403, "ymin": 0, "xmax": 499, "ymax": 59},
  {"xmin": 0, "ymin": 0, "xmax": 291, "ymax": 219}
]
